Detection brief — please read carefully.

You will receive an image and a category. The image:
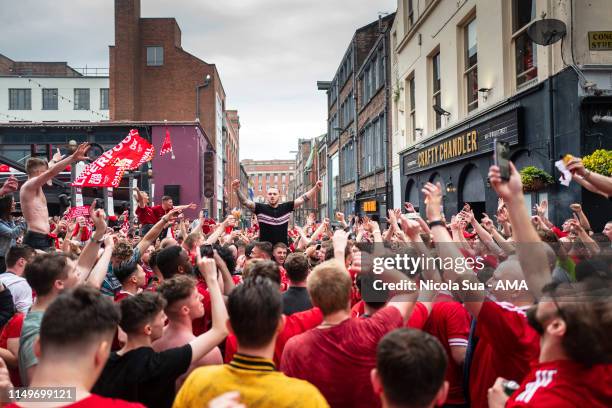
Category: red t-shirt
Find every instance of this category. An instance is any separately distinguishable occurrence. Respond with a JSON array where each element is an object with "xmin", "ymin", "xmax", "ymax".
[
  {"xmin": 224, "ymin": 307, "xmax": 323, "ymax": 366},
  {"xmin": 469, "ymin": 300, "xmax": 540, "ymax": 408},
  {"xmin": 507, "ymin": 360, "xmax": 612, "ymax": 407},
  {"xmin": 351, "ymin": 301, "xmax": 429, "ymax": 330},
  {"xmin": 135, "ymin": 205, "xmax": 166, "ymax": 225},
  {"xmin": 281, "ymin": 306, "xmax": 403, "ymax": 408},
  {"xmin": 6, "ymin": 394, "xmax": 144, "ymax": 408},
  {"xmin": 551, "ymin": 226, "xmax": 569, "ymax": 239},
  {"xmin": 192, "ymin": 278, "xmax": 212, "ymax": 336},
  {"xmin": 0, "ymin": 313, "xmax": 24, "ymax": 387},
  {"xmin": 423, "ymin": 293, "xmax": 471, "ymax": 405}
]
